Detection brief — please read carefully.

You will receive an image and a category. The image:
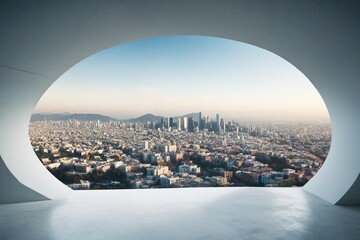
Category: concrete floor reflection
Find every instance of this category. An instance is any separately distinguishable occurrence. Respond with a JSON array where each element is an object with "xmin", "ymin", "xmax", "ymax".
[{"xmin": 1, "ymin": 188, "xmax": 359, "ymax": 239}]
